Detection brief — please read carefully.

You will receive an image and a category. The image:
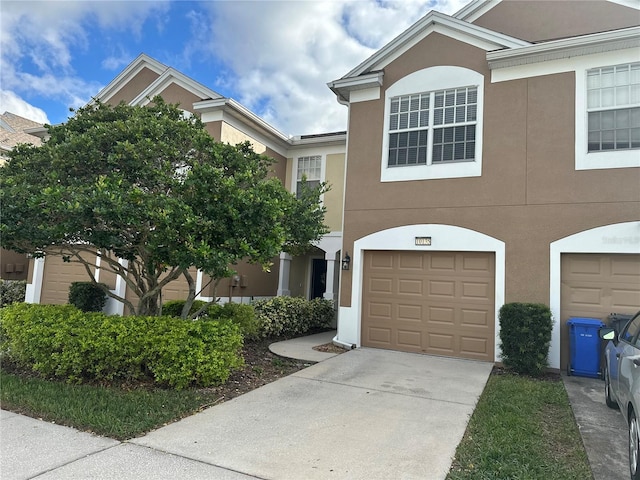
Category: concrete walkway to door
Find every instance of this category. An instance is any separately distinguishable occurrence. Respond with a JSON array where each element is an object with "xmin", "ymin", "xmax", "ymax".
[{"xmin": 132, "ymin": 348, "xmax": 492, "ymax": 479}]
